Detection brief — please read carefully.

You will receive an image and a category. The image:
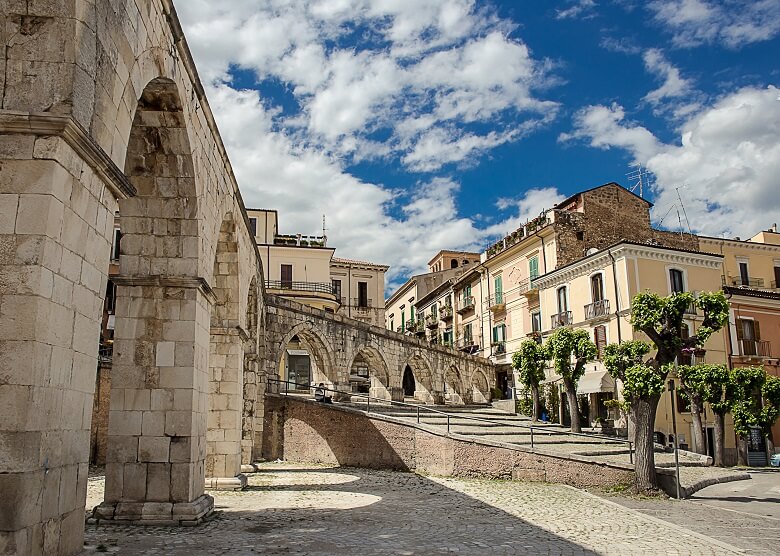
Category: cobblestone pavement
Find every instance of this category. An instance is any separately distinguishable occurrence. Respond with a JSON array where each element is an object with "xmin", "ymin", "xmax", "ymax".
[
  {"xmin": 603, "ymin": 488, "xmax": 780, "ymax": 555},
  {"xmin": 83, "ymin": 463, "xmax": 743, "ymax": 555}
]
